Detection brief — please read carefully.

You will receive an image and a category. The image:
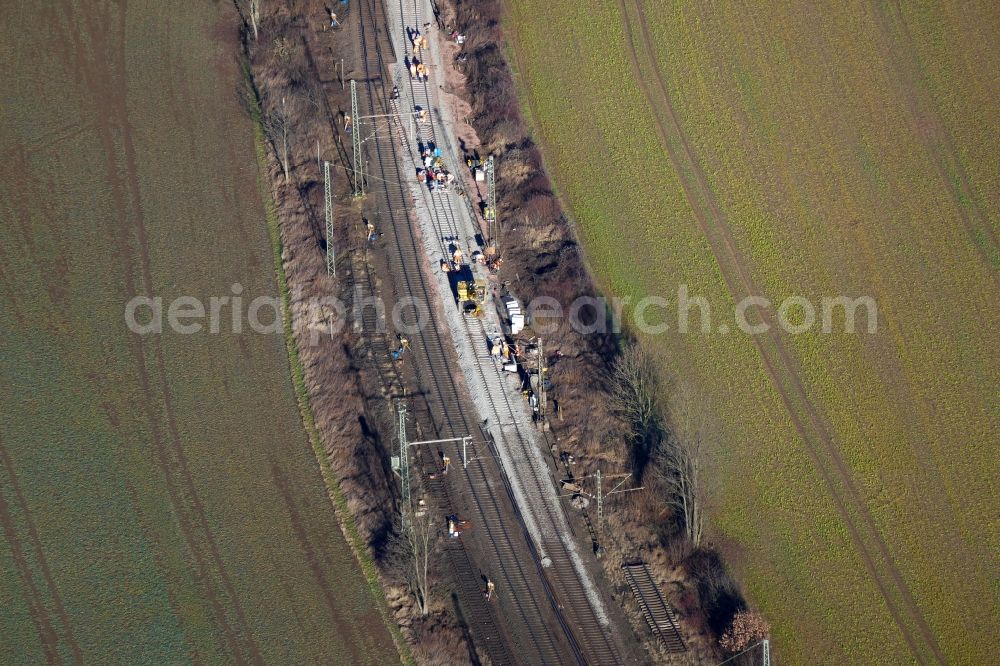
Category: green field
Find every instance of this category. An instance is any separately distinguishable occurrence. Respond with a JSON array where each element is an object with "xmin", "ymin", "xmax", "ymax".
[
  {"xmin": 0, "ymin": 2, "xmax": 397, "ymax": 663},
  {"xmin": 506, "ymin": 0, "xmax": 999, "ymax": 662}
]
